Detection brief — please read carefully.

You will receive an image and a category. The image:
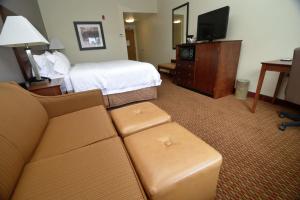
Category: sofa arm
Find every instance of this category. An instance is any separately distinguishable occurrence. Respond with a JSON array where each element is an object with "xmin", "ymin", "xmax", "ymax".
[{"xmin": 33, "ymin": 89, "xmax": 105, "ymax": 118}]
